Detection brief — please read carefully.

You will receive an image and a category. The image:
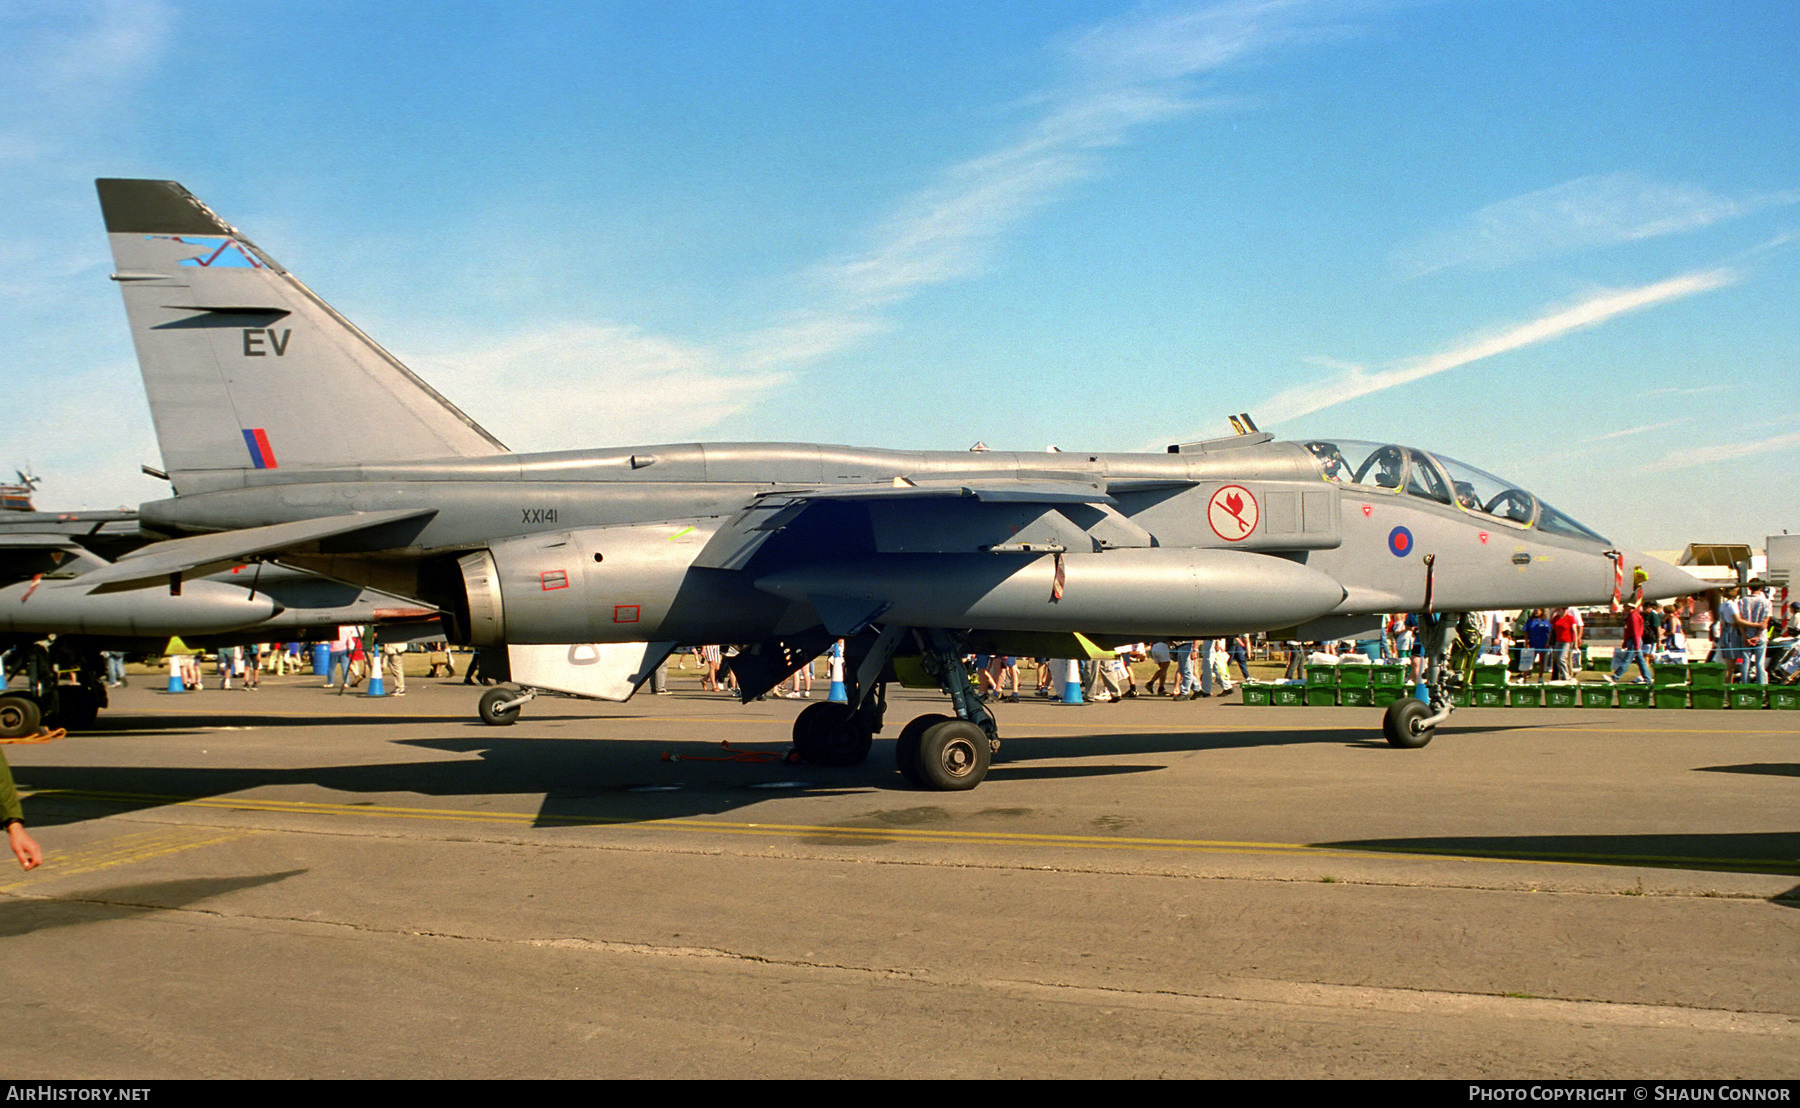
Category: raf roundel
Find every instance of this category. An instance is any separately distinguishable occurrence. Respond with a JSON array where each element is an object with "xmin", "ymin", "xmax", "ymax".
[
  {"xmin": 1206, "ymin": 485, "xmax": 1258, "ymax": 541},
  {"xmin": 1388, "ymin": 526, "xmax": 1414, "ymax": 558}
]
